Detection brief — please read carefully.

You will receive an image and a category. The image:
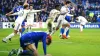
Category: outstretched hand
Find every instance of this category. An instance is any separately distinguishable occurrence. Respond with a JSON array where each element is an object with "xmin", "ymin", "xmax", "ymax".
[{"xmin": 6, "ymin": 13, "xmax": 11, "ymax": 16}]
